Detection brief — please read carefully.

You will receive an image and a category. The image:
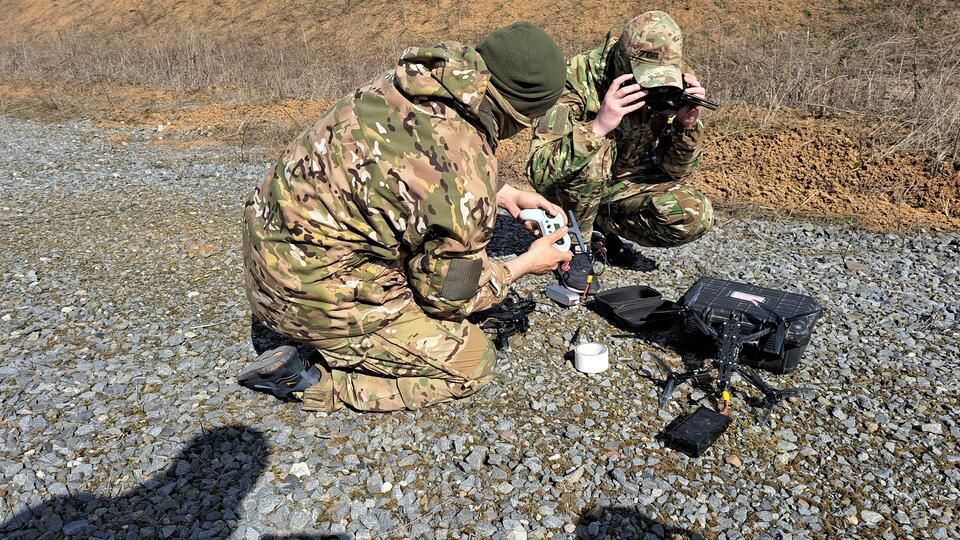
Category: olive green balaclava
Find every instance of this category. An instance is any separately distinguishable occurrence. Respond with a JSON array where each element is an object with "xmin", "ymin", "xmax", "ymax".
[{"xmin": 475, "ymin": 22, "xmax": 567, "ymax": 117}]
